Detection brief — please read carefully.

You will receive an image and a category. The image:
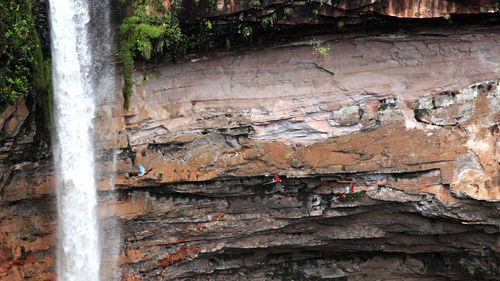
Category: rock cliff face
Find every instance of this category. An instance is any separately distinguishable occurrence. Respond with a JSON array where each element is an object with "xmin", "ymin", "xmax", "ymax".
[
  {"xmin": 182, "ymin": 0, "xmax": 500, "ymax": 25},
  {"xmin": 108, "ymin": 26, "xmax": 500, "ymax": 280},
  {"xmin": 1, "ymin": 7, "xmax": 500, "ymax": 281},
  {"xmin": 0, "ymin": 96, "xmax": 54, "ymax": 280}
]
